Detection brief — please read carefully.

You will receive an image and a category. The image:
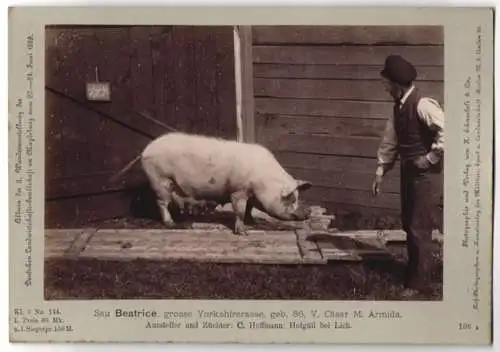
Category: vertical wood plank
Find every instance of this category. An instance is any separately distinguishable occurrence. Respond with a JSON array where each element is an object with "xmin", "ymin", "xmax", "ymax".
[
  {"xmin": 171, "ymin": 26, "xmax": 197, "ymax": 133},
  {"xmin": 184, "ymin": 27, "xmax": 198, "ymax": 134},
  {"xmin": 163, "ymin": 27, "xmax": 177, "ymax": 132},
  {"xmin": 130, "ymin": 26, "xmax": 154, "ymax": 118},
  {"xmin": 235, "ymin": 26, "xmax": 255, "ymax": 143},
  {"xmin": 233, "ymin": 26, "xmax": 243, "ymax": 141},
  {"xmin": 194, "ymin": 27, "xmax": 216, "ymax": 136},
  {"xmin": 215, "ymin": 27, "xmax": 237, "ymax": 140},
  {"xmin": 205, "ymin": 30, "xmax": 219, "ymax": 137},
  {"xmin": 151, "ymin": 30, "xmax": 166, "ymax": 125},
  {"xmin": 171, "ymin": 26, "xmax": 187, "ymax": 132}
]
